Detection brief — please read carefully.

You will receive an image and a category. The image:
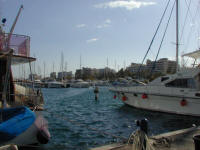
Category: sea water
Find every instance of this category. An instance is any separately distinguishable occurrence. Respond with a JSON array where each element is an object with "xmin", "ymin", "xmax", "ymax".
[{"xmin": 38, "ymin": 87, "xmax": 200, "ymax": 150}]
